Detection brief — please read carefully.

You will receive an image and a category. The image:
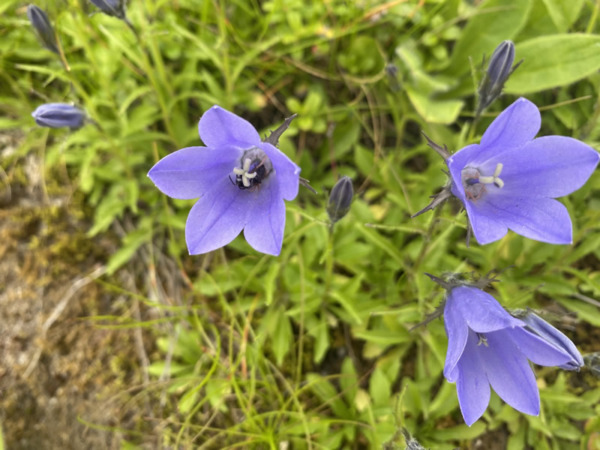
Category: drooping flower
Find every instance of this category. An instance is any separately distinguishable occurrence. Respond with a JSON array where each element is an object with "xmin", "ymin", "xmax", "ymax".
[
  {"xmin": 517, "ymin": 310, "xmax": 583, "ymax": 371},
  {"xmin": 148, "ymin": 106, "xmax": 301, "ymax": 256},
  {"xmin": 27, "ymin": 4, "xmax": 59, "ymax": 54},
  {"xmin": 31, "ymin": 103, "xmax": 86, "ymax": 129},
  {"xmin": 440, "ymin": 283, "xmax": 580, "ymax": 426},
  {"xmin": 415, "ymin": 98, "xmax": 600, "ymax": 245}
]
